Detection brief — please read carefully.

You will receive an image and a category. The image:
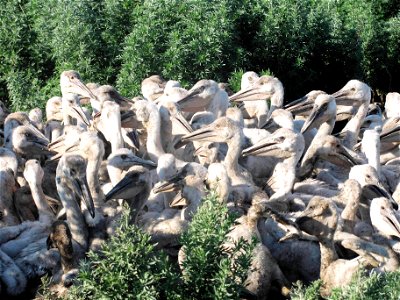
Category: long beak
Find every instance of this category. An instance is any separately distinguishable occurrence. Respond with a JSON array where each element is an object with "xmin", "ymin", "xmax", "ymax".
[
  {"xmin": 153, "ymin": 178, "xmax": 182, "ymax": 194},
  {"xmin": 169, "ymin": 191, "xmax": 188, "ymax": 207},
  {"xmin": 260, "ymin": 117, "xmax": 274, "ymax": 130},
  {"xmin": 72, "ymin": 78, "xmax": 98, "ymax": 101},
  {"xmin": 332, "ymin": 89, "xmax": 357, "ymax": 106},
  {"xmin": 284, "ymin": 96, "xmax": 308, "ymax": 109},
  {"xmin": 126, "ymin": 130, "xmax": 140, "ymax": 151},
  {"xmin": 73, "ymin": 176, "xmax": 95, "ymax": 218},
  {"xmin": 126, "ymin": 155, "xmax": 157, "ymax": 169},
  {"xmin": 381, "ymin": 208, "xmax": 400, "ymax": 238},
  {"xmin": 364, "ymin": 184, "xmax": 398, "ymax": 210},
  {"xmin": 181, "ymin": 127, "xmax": 216, "ymax": 142},
  {"xmin": 242, "ymin": 140, "xmax": 280, "ymax": 157},
  {"xmin": 301, "ymin": 106, "xmax": 324, "ymax": 133},
  {"xmin": 66, "ymin": 105, "xmax": 91, "ymax": 127},
  {"xmin": 48, "ymin": 134, "xmax": 66, "ymax": 149},
  {"xmin": 177, "ymin": 89, "xmax": 203, "ymax": 110},
  {"xmin": 380, "ymin": 125, "xmax": 400, "ymax": 143},
  {"xmin": 105, "ymin": 172, "xmax": 145, "ymax": 201},
  {"xmin": 32, "ymin": 135, "xmax": 50, "ymax": 148},
  {"xmin": 171, "ymin": 111, "xmax": 193, "ymax": 133},
  {"xmin": 336, "ymin": 145, "xmax": 358, "ymax": 166},
  {"xmin": 285, "ymin": 96, "xmax": 314, "ymax": 115},
  {"xmin": 28, "ymin": 123, "xmax": 47, "ymax": 141},
  {"xmin": 153, "ymin": 168, "xmax": 185, "ymax": 194},
  {"xmin": 50, "ymin": 144, "xmax": 79, "ymax": 161},
  {"xmin": 229, "ymin": 86, "xmax": 271, "ymax": 102}
]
